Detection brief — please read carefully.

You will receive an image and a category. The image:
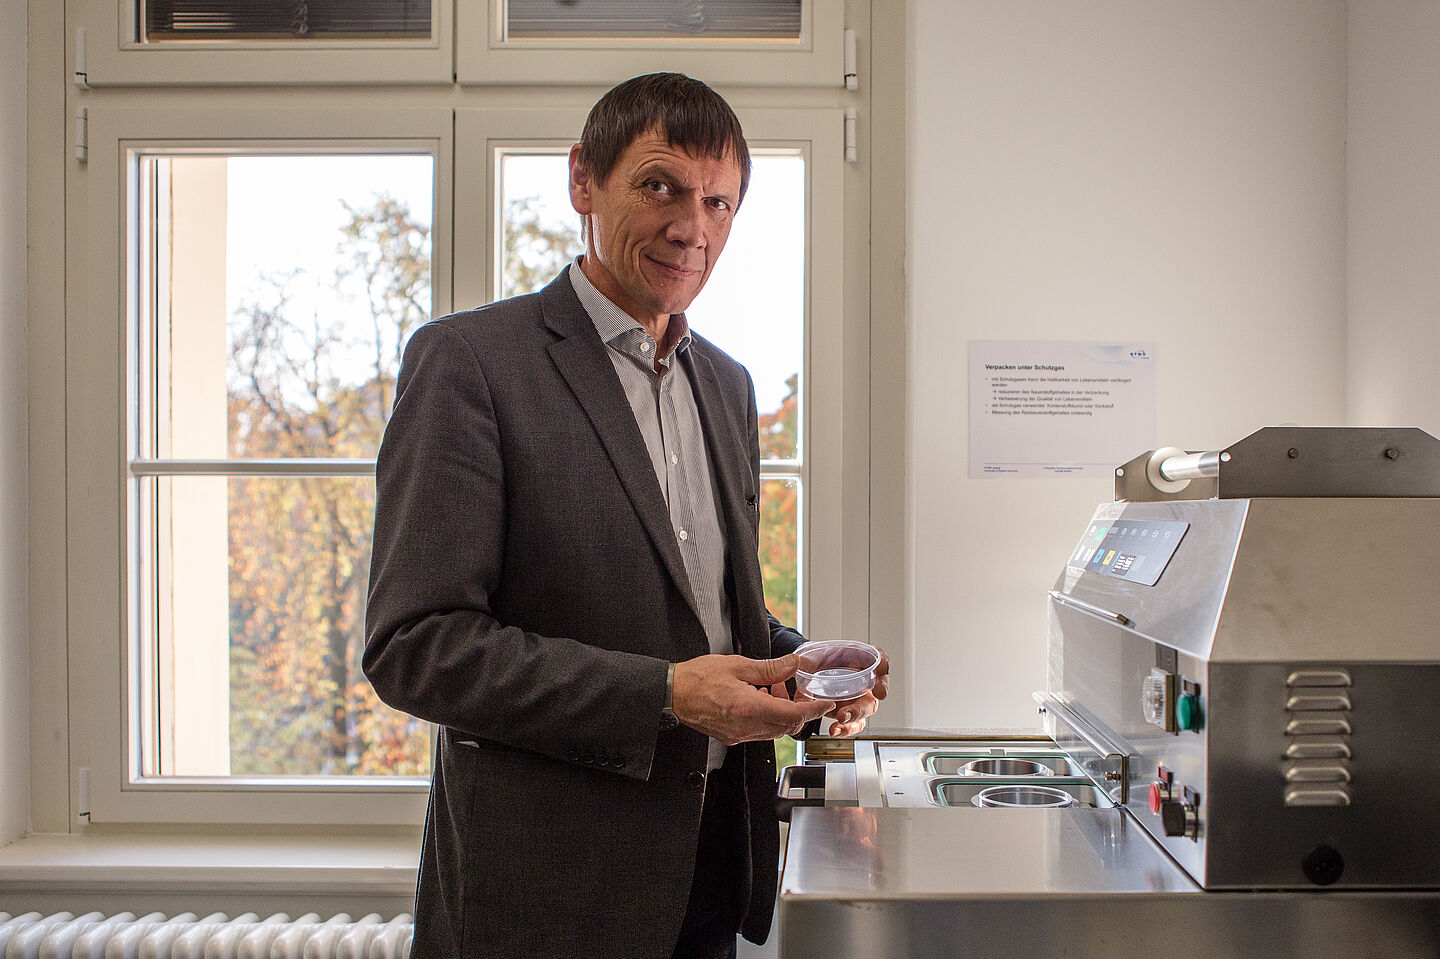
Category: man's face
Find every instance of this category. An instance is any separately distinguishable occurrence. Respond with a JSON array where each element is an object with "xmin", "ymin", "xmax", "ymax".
[{"xmin": 569, "ymin": 128, "xmax": 743, "ymax": 328}]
